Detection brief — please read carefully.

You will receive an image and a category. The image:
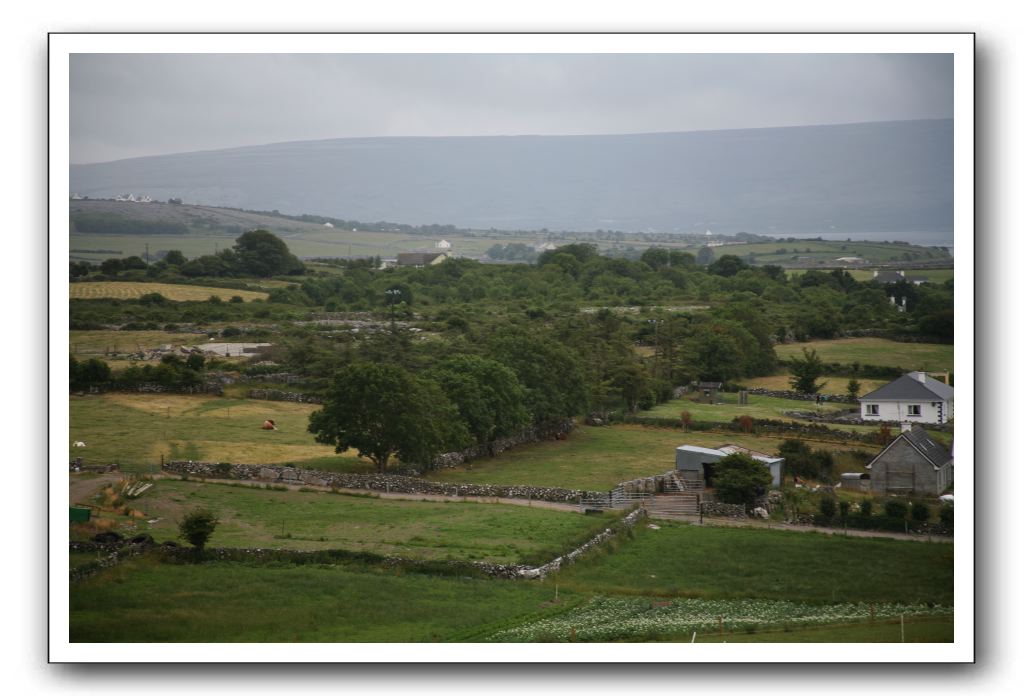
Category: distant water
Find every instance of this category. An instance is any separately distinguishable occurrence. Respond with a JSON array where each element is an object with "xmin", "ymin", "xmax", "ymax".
[{"xmin": 772, "ymin": 230, "xmax": 954, "ymax": 256}]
